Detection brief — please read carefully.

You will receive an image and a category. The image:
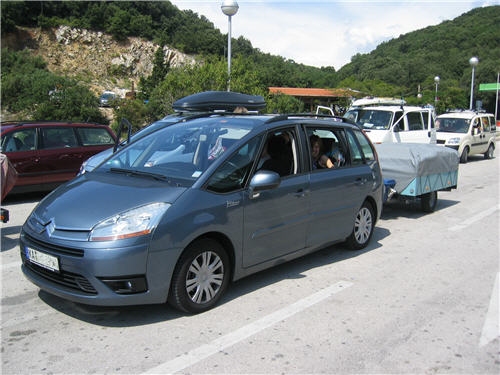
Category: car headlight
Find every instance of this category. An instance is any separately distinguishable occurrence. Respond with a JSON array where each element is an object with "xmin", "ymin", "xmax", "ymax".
[
  {"xmin": 89, "ymin": 202, "xmax": 170, "ymax": 241},
  {"xmin": 447, "ymin": 137, "xmax": 460, "ymax": 145}
]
